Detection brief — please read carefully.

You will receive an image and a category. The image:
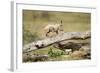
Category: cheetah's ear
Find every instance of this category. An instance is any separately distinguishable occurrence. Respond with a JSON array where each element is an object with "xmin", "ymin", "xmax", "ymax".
[{"xmin": 61, "ymin": 20, "xmax": 62, "ymax": 24}]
